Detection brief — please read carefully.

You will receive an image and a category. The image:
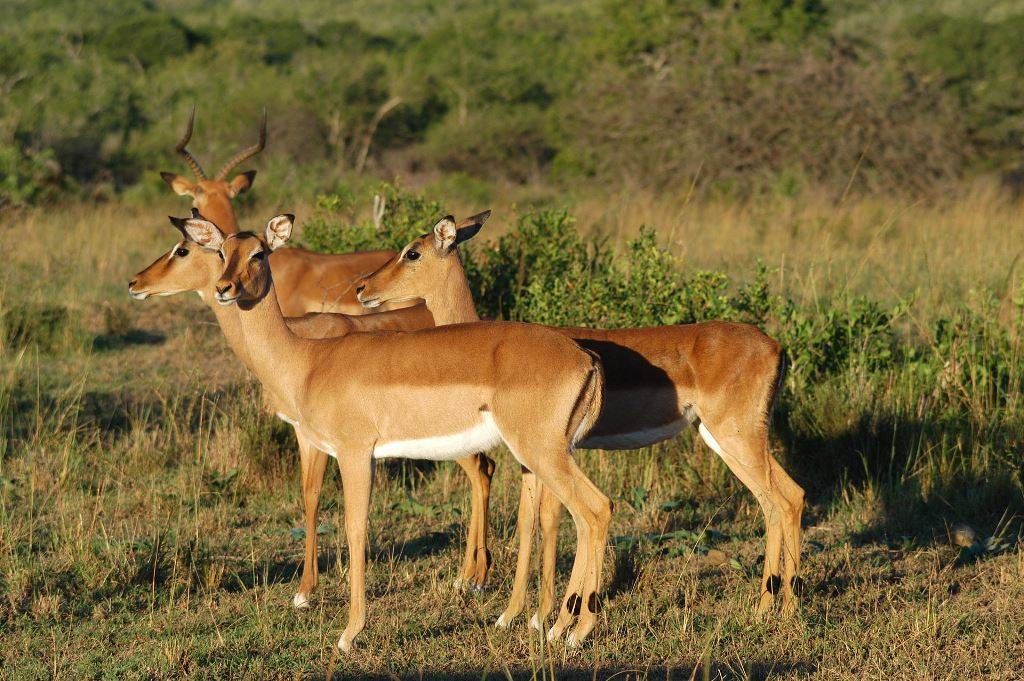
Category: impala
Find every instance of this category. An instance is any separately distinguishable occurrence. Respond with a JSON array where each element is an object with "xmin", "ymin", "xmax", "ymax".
[
  {"xmin": 128, "ymin": 209, "xmax": 497, "ymax": 608},
  {"xmin": 177, "ymin": 212, "xmax": 612, "ymax": 649},
  {"xmin": 160, "ymin": 106, "xmax": 403, "ymax": 316},
  {"xmin": 356, "ymin": 216, "xmax": 805, "ymax": 627}
]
